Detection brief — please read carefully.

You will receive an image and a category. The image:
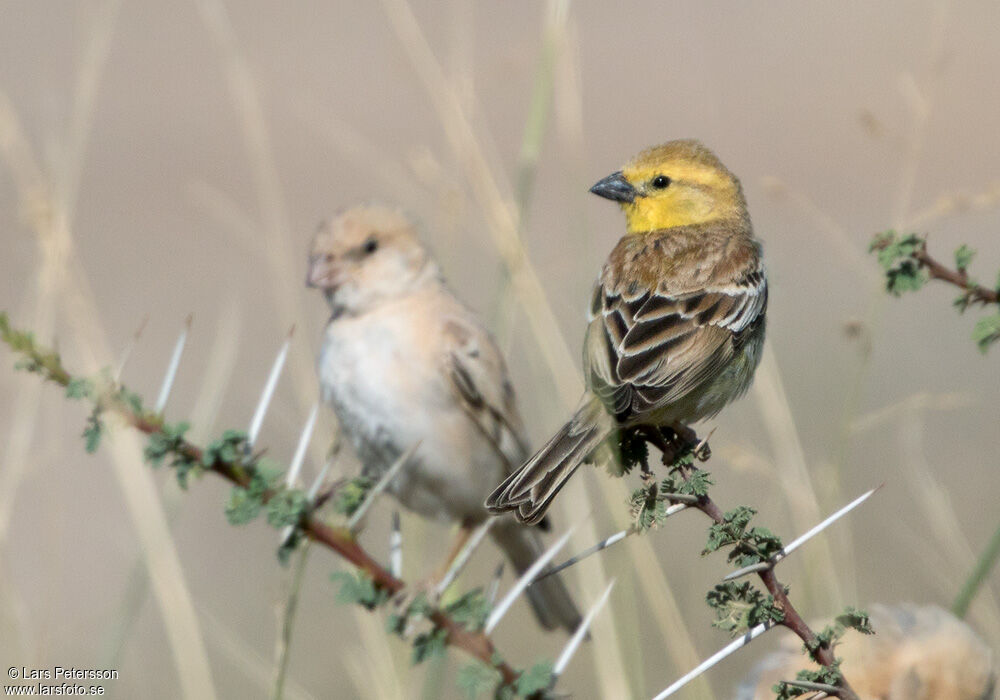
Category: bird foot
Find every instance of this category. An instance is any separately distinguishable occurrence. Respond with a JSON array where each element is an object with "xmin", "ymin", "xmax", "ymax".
[
  {"xmin": 693, "ymin": 438, "xmax": 712, "ymax": 462},
  {"xmin": 656, "ymin": 425, "xmax": 711, "ymax": 464}
]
